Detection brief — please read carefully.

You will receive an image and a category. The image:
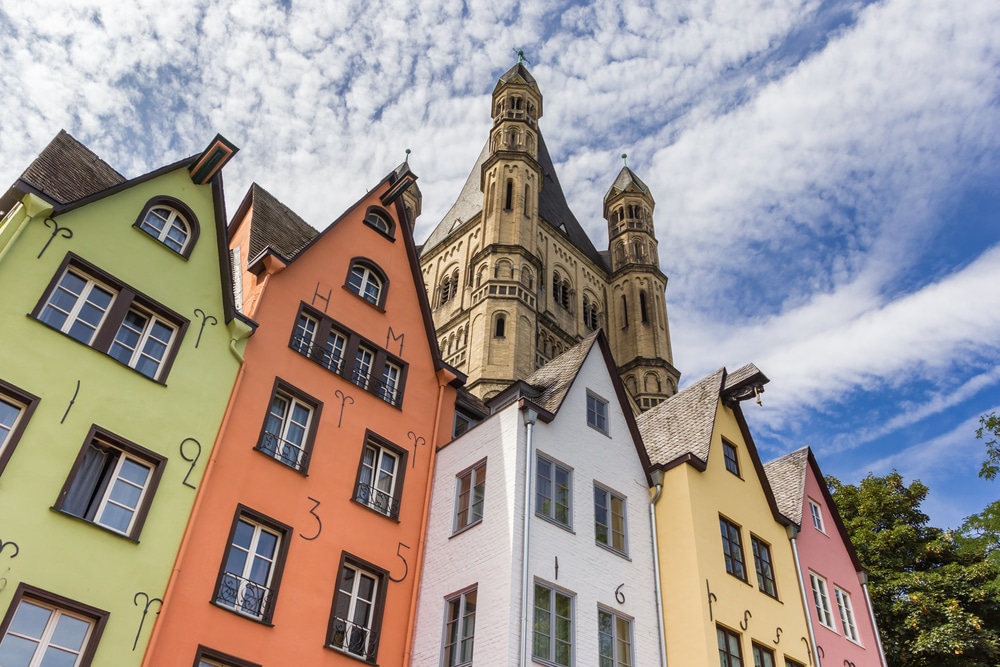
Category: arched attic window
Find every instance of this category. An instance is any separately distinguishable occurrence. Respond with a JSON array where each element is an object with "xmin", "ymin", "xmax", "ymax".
[
  {"xmin": 346, "ymin": 259, "xmax": 388, "ymax": 308},
  {"xmin": 134, "ymin": 197, "xmax": 199, "ymax": 257},
  {"xmin": 363, "ymin": 207, "xmax": 395, "ymax": 238}
]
